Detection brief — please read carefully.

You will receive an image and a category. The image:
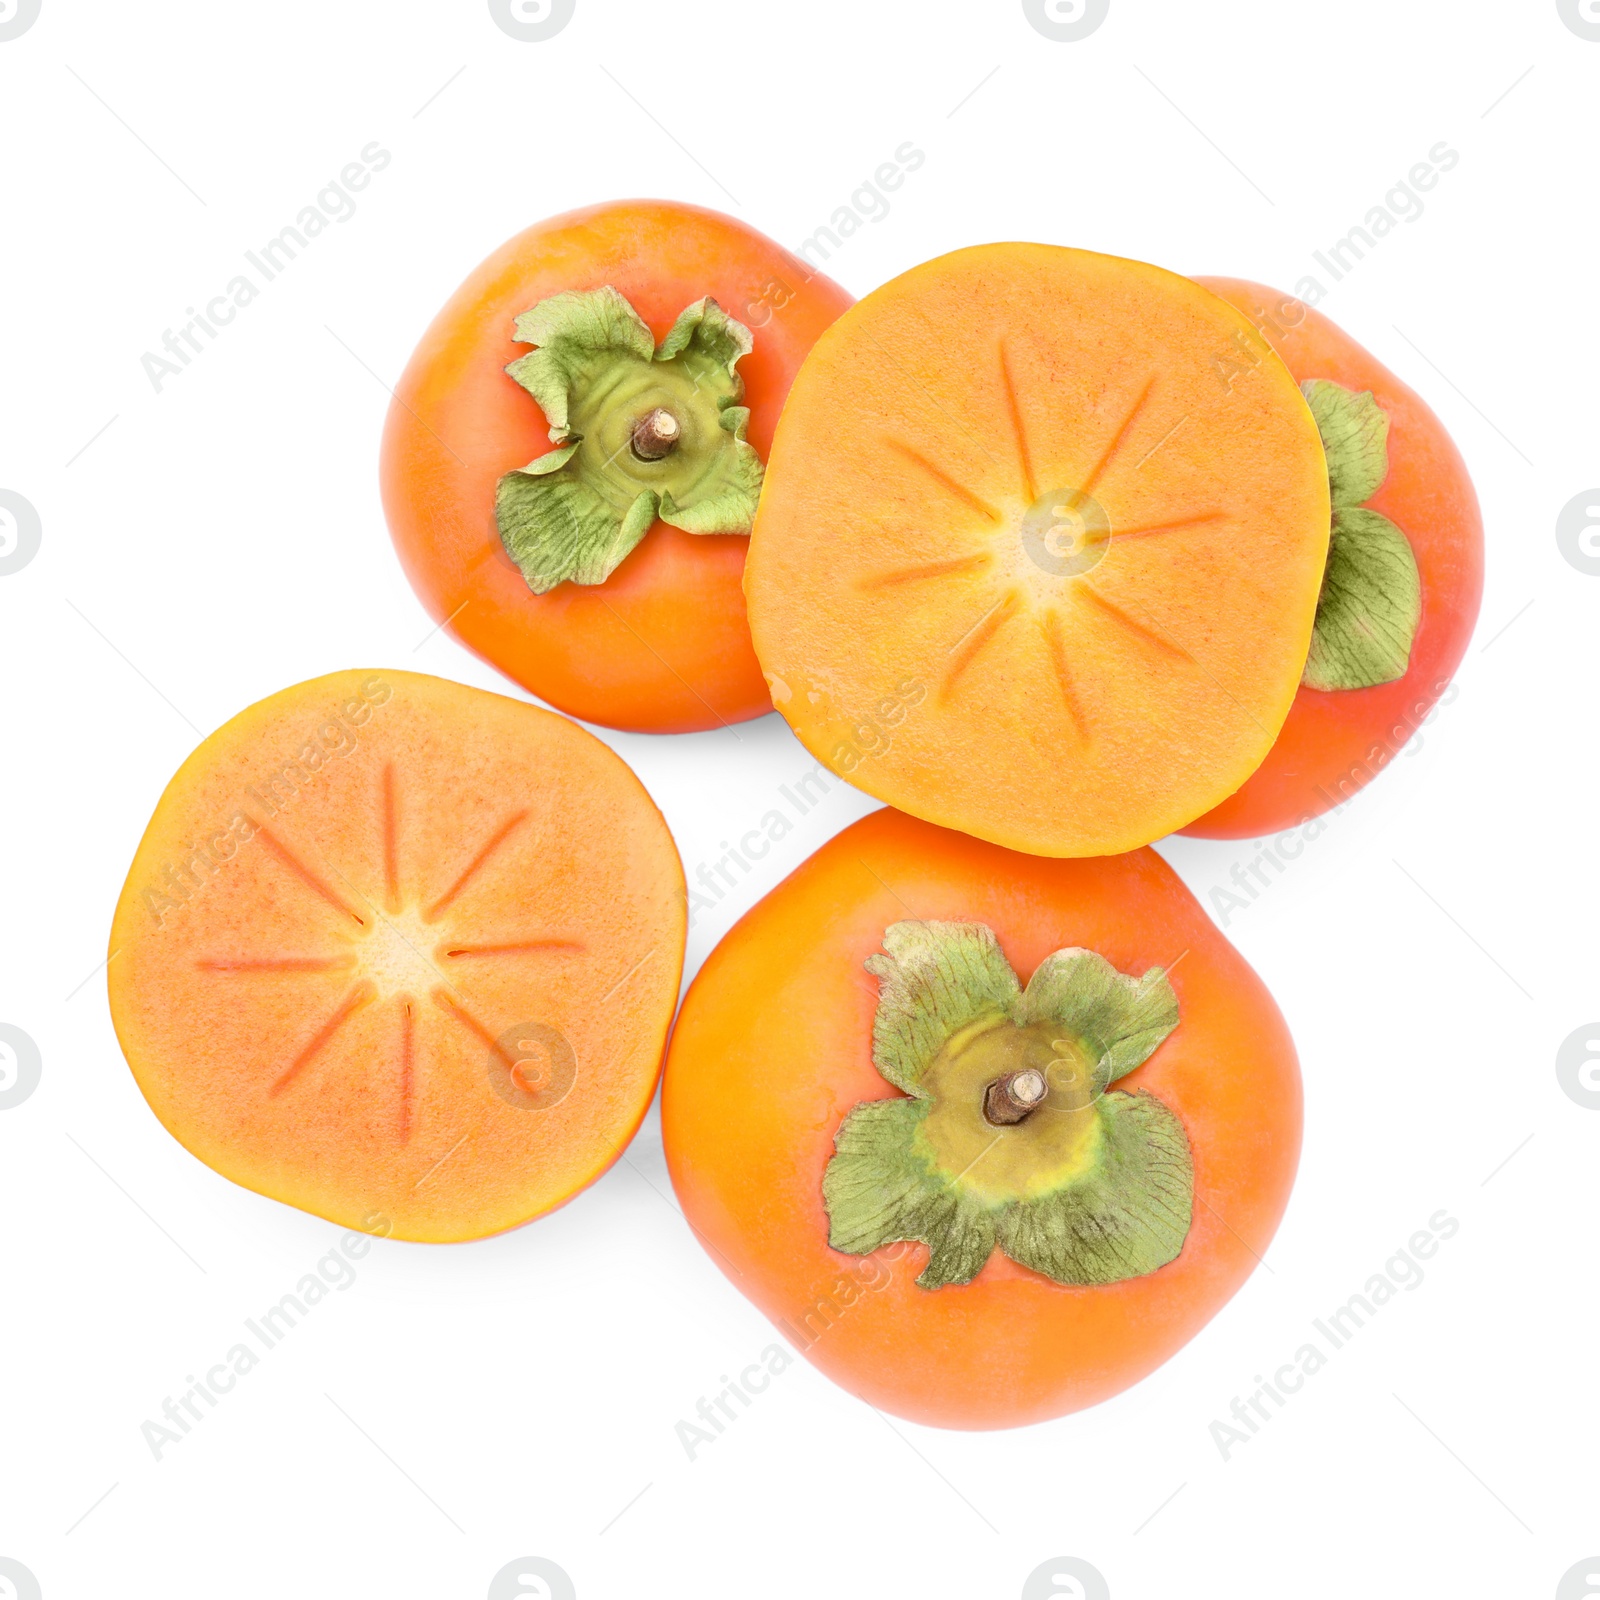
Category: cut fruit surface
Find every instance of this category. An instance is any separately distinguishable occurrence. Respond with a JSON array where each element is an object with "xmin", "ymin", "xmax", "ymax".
[
  {"xmin": 108, "ymin": 670, "xmax": 685, "ymax": 1242},
  {"xmin": 745, "ymin": 243, "xmax": 1332, "ymax": 856}
]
